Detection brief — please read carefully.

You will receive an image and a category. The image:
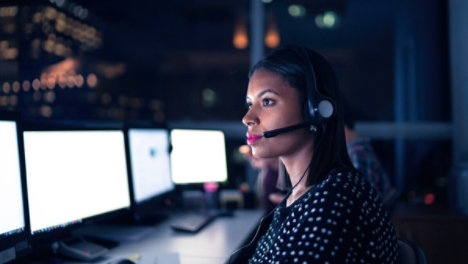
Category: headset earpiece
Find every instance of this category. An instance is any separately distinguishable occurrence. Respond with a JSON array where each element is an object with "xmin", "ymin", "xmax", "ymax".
[{"xmin": 299, "ymin": 48, "xmax": 335, "ymax": 125}]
